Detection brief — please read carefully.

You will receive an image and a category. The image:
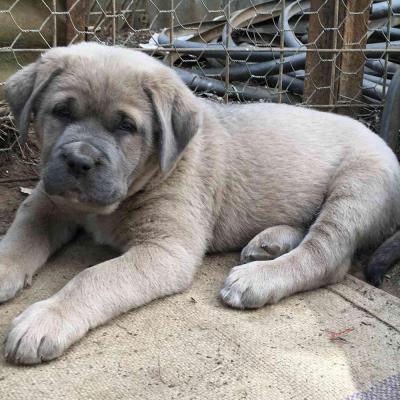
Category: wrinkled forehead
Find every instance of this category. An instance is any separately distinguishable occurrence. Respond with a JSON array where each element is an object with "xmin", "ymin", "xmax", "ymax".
[
  {"xmin": 39, "ymin": 44, "xmax": 160, "ymax": 114},
  {"xmin": 38, "ymin": 66, "xmax": 153, "ymax": 131},
  {"xmin": 50, "ymin": 67, "xmax": 146, "ymax": 111}
]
